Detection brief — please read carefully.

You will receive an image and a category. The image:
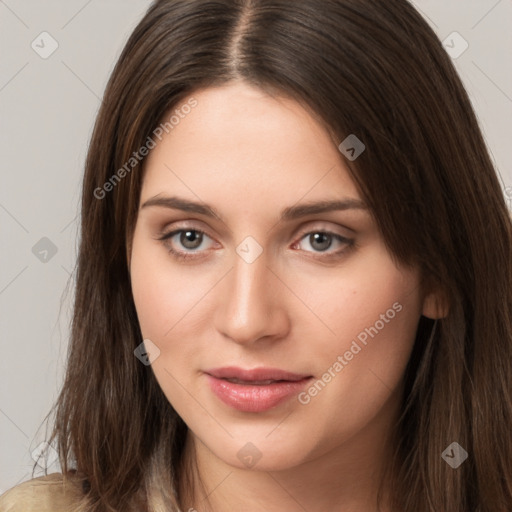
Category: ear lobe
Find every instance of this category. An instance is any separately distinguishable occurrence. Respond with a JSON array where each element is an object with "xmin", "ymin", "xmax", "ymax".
[{"xmin": 421, "ymin": 289, "xmax": 449, "ymax": 319}]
